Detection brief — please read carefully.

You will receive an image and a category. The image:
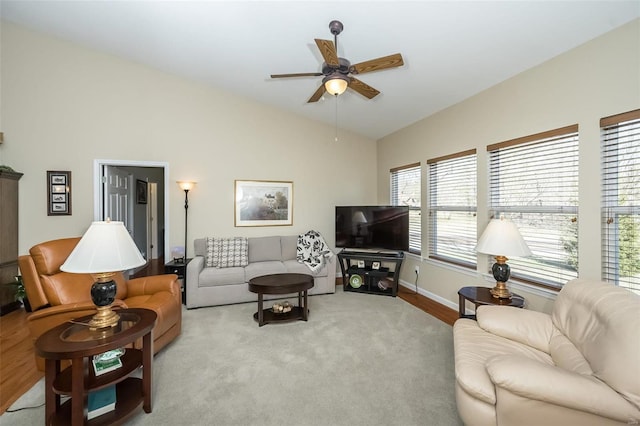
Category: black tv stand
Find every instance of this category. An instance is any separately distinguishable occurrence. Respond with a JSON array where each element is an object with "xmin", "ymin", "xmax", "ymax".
[{"xmin": 337, "ymin": 249, "xmax": 405, "ymax": 297}]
